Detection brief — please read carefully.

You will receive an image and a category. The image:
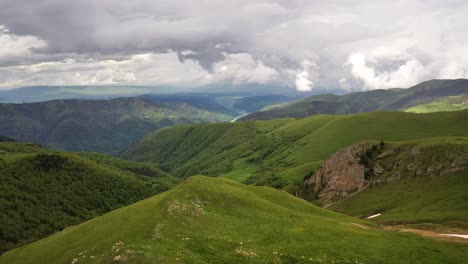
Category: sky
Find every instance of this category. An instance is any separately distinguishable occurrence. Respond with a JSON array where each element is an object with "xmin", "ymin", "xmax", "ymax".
[{"xmin": 0, "ymin": 0, "xmax": 467, "ymax": 91}]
